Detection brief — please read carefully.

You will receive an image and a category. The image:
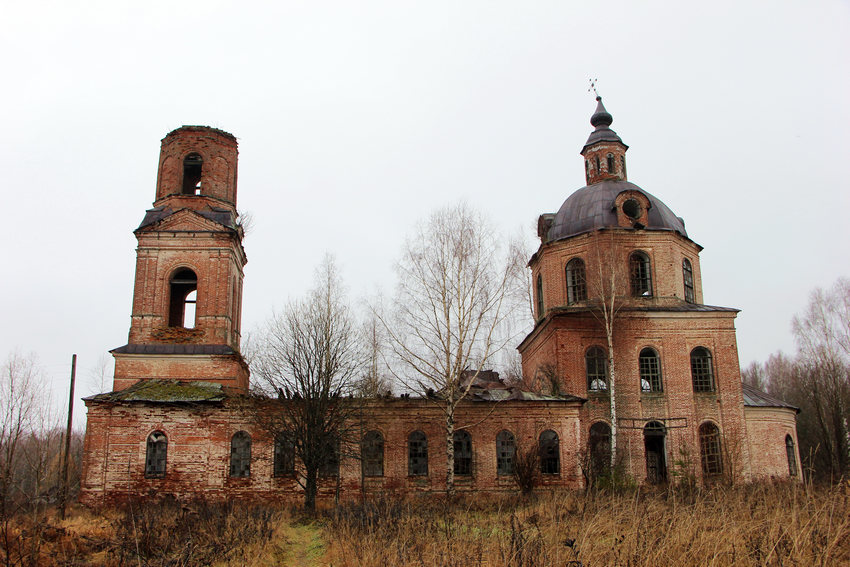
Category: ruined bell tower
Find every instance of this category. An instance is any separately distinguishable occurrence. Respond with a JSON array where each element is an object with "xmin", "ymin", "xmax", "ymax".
[{"xmin": 111, "ymin": 126, "xmax": 249, "ymax": 392}]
